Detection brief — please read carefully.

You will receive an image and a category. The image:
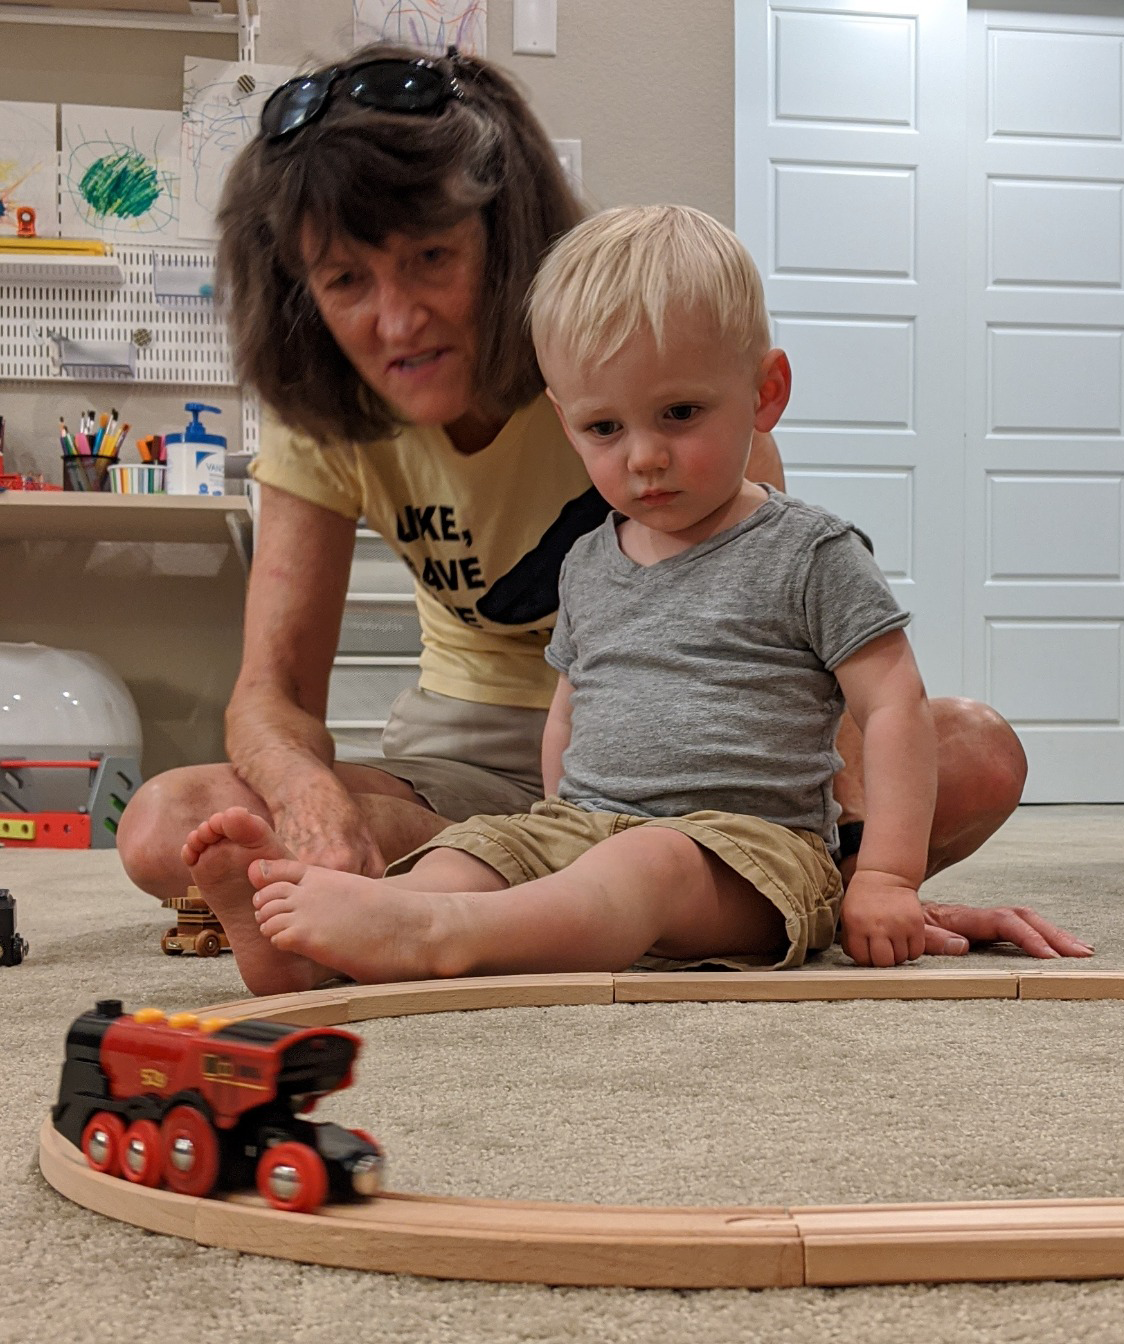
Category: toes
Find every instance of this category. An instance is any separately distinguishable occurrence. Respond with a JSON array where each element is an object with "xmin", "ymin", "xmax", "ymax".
[
  {"xmin": 249, "ymin": 858, "xmax": 307, "ymax": 890},
  {"xmin": 258, "ymin": 907, "xmax": 293, "ymax": 939},
  {"xmin": 210, "ymin": 806, "xmax": 268, "ymax": 846},
  {"xmin": 253, "ymin": 882, "xmax": 296, "ymax": 917}
]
